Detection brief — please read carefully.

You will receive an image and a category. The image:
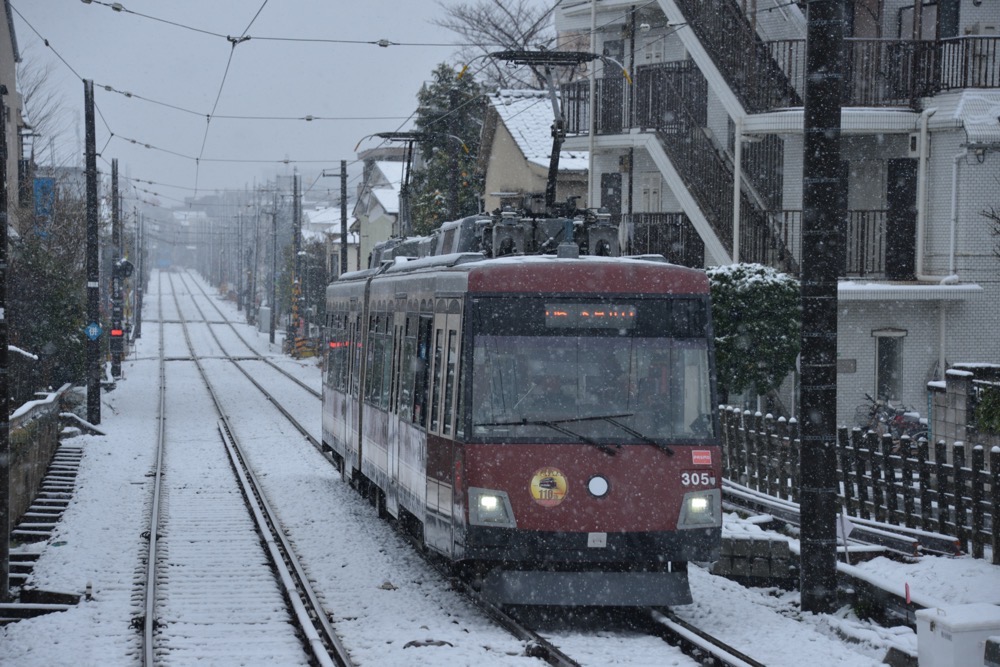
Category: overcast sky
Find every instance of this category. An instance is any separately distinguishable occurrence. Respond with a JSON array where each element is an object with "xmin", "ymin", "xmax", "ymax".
[{"xmin": 11, "ymin": 0, "xmax": 551, "ymax": 209}]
